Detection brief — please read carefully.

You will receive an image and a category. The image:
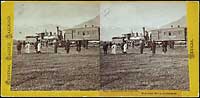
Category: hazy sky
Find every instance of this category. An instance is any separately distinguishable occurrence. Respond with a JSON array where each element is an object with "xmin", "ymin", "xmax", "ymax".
[
  {"xmin": 14, "ymin": 2, "xmax": 100, "ymax": 40},
  {"xmin": 14, "ymin": 2, "xmax": 186, "ymax": 41},
  {"xmin": 15, "ymin": 2, "xmax": 100, "ymax": 28},
  {"xmin": 100, "ymin": 2, "xmax": 186, "ymax": 41}
]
